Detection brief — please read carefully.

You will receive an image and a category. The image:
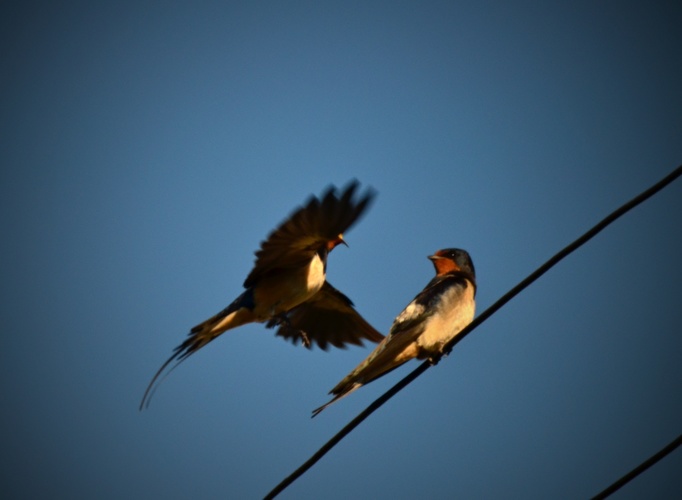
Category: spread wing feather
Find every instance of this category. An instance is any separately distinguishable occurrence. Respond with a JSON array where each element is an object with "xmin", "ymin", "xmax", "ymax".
[
  {"xmin": 244, "ymin": 180, "xmax": 375, "ymax": 287},
  {"xmin": 268, "ymin": 282, "xmax": 384, "ymax": 350}
]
